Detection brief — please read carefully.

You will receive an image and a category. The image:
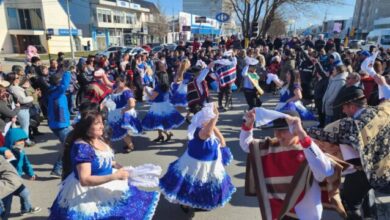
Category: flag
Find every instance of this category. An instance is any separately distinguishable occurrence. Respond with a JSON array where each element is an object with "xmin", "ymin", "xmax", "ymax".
[
  {"xmin": 215, "ymin": 65, "xmax": 236, "ymax": 87},
  {"xmin": 248, "ymin": 72, "xmax": 264, "ymax": 95}
]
